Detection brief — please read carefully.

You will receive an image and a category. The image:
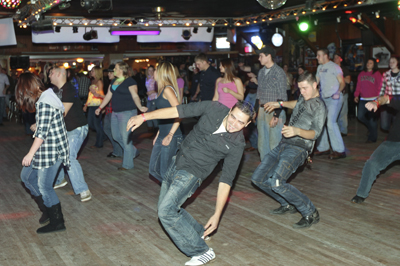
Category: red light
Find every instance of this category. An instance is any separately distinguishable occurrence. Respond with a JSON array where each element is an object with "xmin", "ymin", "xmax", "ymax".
[
  {"xmin": 345, "ymin": 11, "xmax": 352, "ymax": 14},
  {"xmin": 349, "ymin": 17, "xmax": 357, "ymax": 23},
  {"xmin": 376, "ymin": 59, "xmax": 380, "ymax": 63}
]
